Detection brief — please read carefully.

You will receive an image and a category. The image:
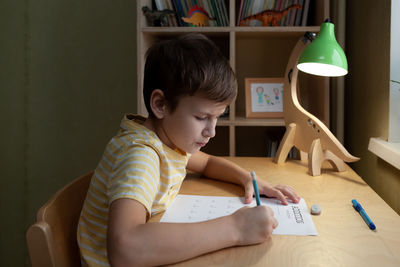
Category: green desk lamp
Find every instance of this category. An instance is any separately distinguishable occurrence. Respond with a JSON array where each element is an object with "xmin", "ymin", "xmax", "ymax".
[
  {"xmin": 275, "ymin": 19, "xmax": 359, "ymax": 176},
  {"xmin": 298, "ymin": 20, "xmax": 348, "ymax": 77}
]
